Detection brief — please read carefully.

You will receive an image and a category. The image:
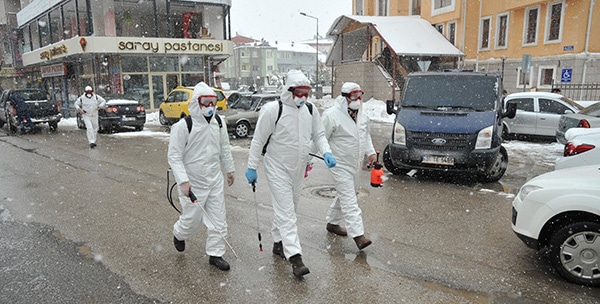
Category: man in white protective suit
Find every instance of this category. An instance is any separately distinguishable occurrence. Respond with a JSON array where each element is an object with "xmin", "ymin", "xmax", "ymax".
[
  {"xmin": 322, "ymin": 82, "xmax": 376, "ymax": 250},
  {"xmin": 74, "ymin": 86, "xmax": 106, "ymax": 148},
  {"xmin": 245, "ymin": 70, "xmax": 336, "ymax": 278},
  {"xmin": 168, "ymin": 82, "xmax": 235, "ymax": 271}
]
